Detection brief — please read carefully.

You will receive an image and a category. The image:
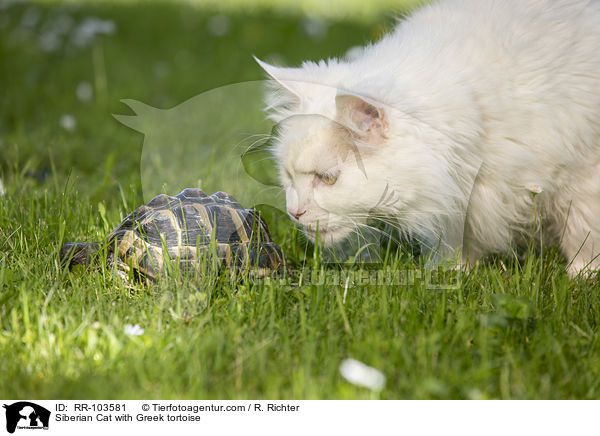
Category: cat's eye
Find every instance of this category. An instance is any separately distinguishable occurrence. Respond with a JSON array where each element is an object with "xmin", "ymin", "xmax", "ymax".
[{"xmin": 318, "ymin": 171, "xmax": 338, "ymax": 185}]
